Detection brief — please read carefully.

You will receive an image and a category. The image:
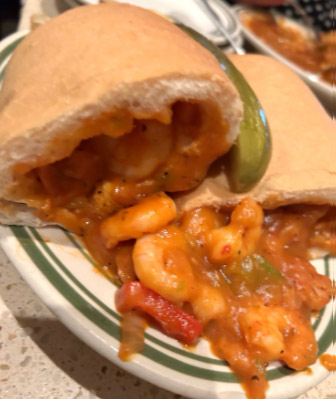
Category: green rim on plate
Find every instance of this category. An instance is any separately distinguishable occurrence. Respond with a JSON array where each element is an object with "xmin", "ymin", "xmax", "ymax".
[
  {"xmin": 10, "ymin": 225, "xmax": 334, "ymax": 382},
  {"xmin": 0, "ymin": 32, "xmax": 333, "ymax": 399}
]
